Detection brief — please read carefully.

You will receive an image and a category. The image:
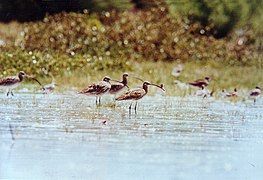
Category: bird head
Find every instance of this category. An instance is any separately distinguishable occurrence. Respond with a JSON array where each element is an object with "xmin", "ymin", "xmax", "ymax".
[
  {"xmin": 103, "ymin": 76, "xmax": 111, "ymax": 82},
  {"xmin": 123, "ymin": 73, "xmax": 129, "ymax": 78},
  {"xmin": 205, "ymin": 77, "xmax": 211, "ymax": 81},
  {"xmin": 18, "ymin": 71, "xmax": 27, "ymax": 78}
]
